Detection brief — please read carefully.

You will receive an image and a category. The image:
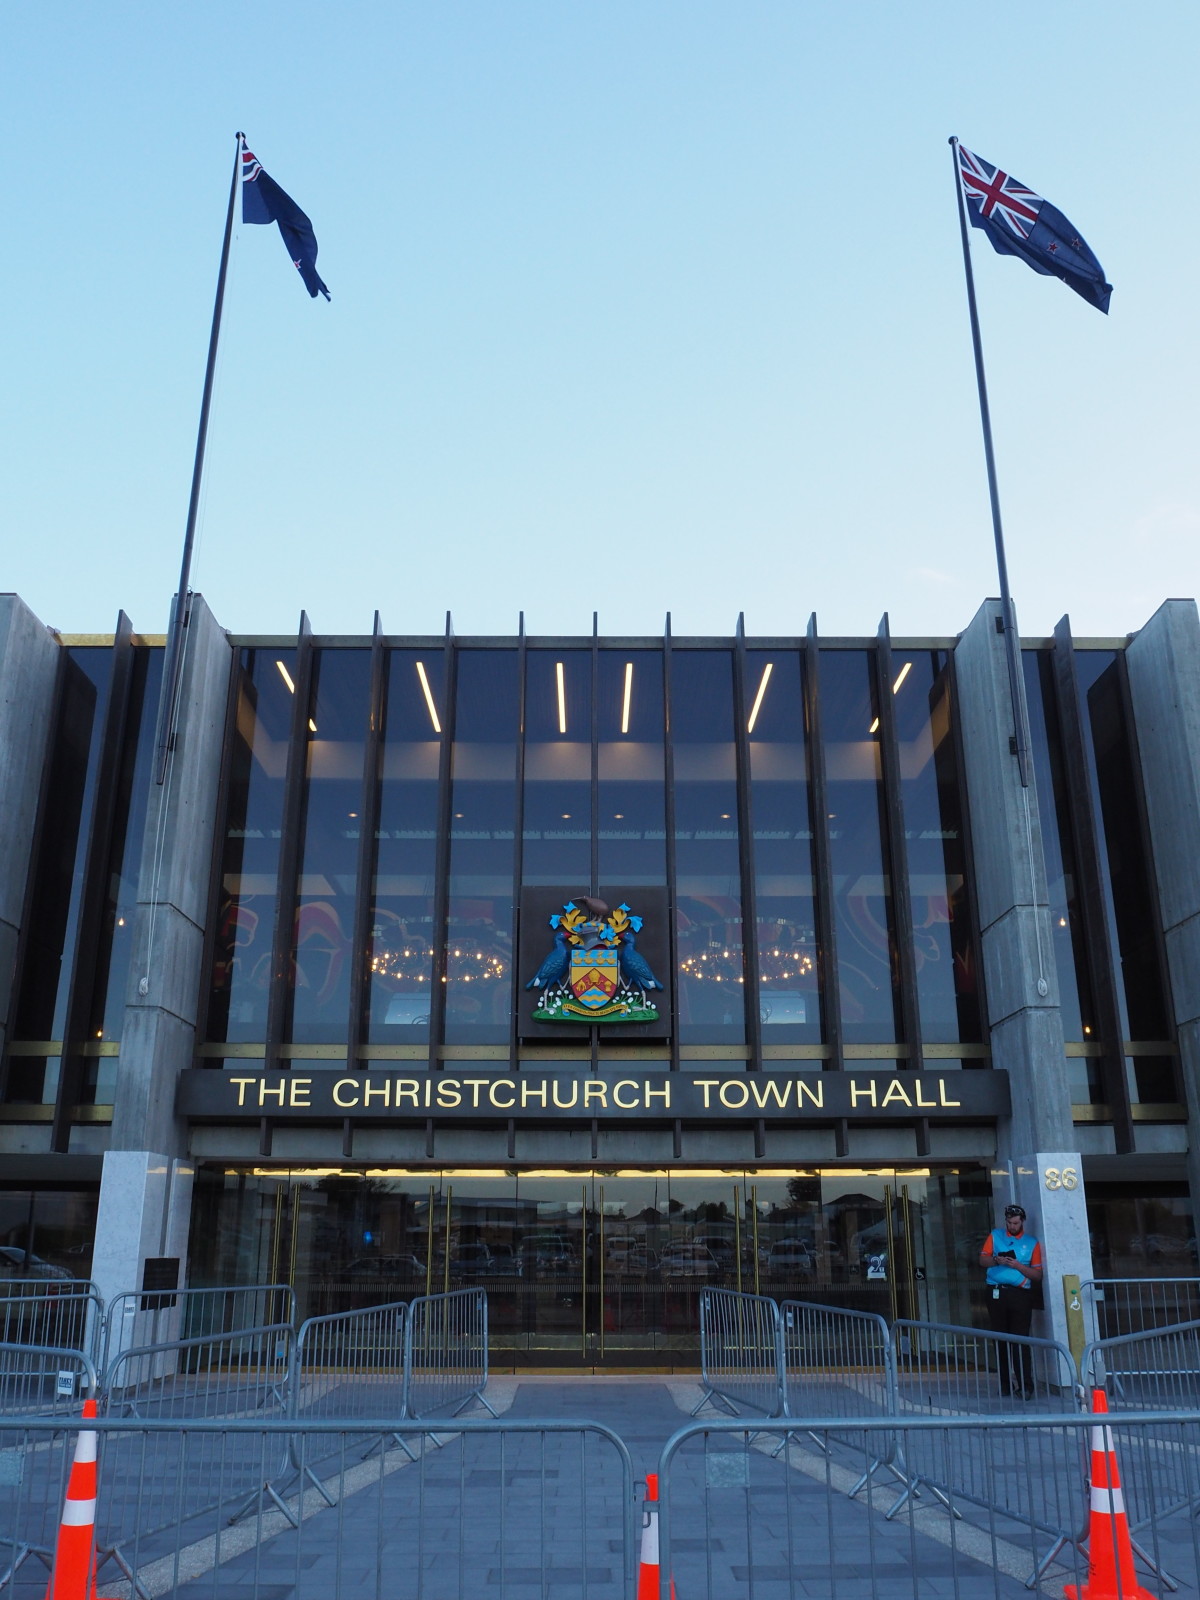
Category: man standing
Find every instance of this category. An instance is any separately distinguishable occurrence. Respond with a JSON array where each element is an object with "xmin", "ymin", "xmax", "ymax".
[{"xmin": 979, "ymin": 1203, "xmax": 1043, "ymax": 1397}]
